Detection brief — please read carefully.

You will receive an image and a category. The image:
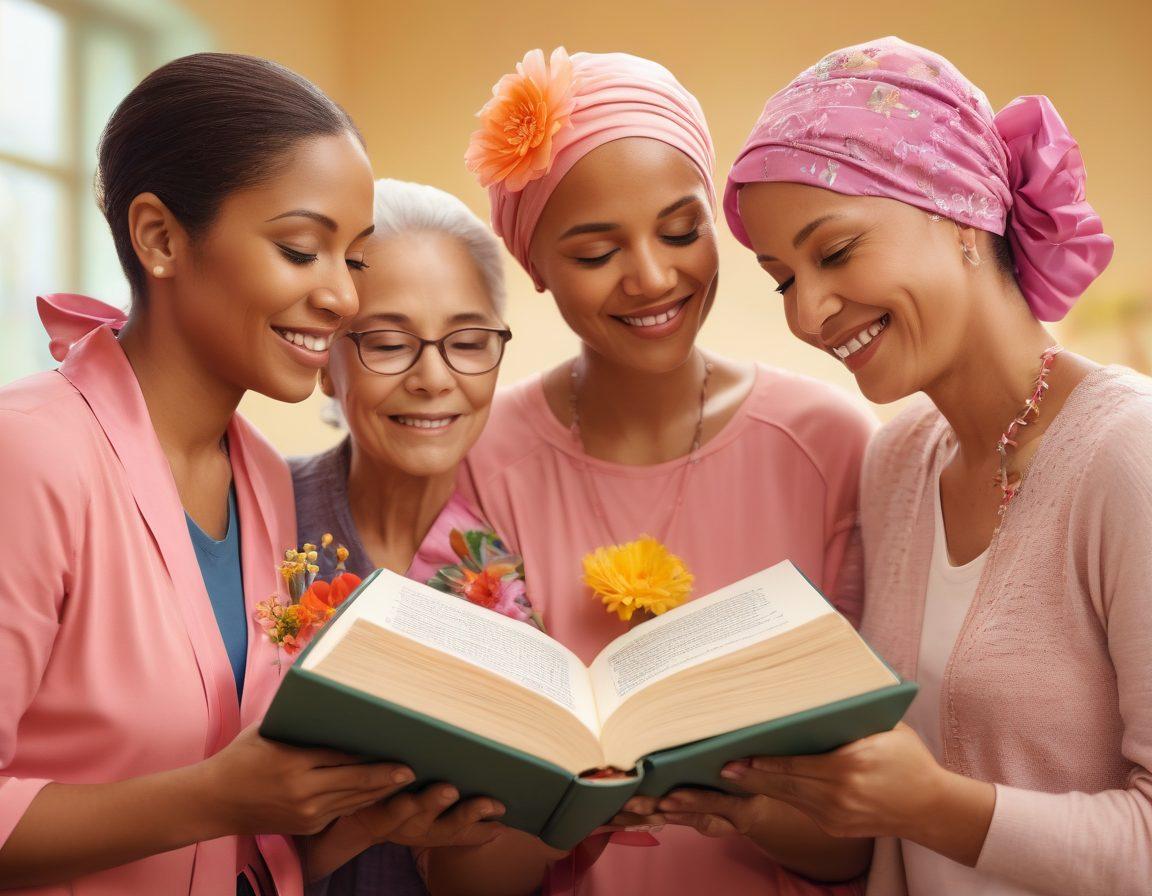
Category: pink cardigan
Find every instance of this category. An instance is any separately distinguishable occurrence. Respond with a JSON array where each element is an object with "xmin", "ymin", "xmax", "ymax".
[
  {"xmin": 859, "ymin": 366, "xmax": 1152, "ymax": 896},
  {"xmin": 0, "ymin": 300, "xmax": 303, "ymax": 895}
]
